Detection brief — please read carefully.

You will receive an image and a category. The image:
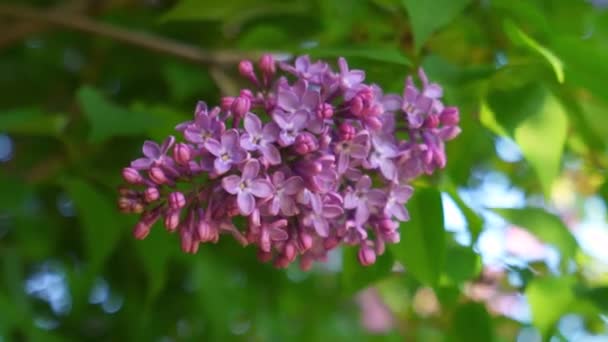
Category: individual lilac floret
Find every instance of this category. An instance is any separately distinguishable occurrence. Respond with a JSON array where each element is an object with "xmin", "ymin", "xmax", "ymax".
[
  {"xmin": 130, "ymin": 136, "xmax": 175, "ymax": 170},
  {"xmin": 335, "ymin": 131, "xmax": 370, "ymax": 174},
  {"xmin": 182, "ymin": 105, "xmax": 225, "ymax": 144},
  {"xmin": 384, "ymin": 185, "xmax": 413, "ymax": 221},
  {"xmin": 337, "ymin": 57, "xmax": 365, "ymax": 90},
  {"xmin": 204, "ymin": 129, "xmax": 247, "ymax": 174},
  {"xmin": 268, "ymin": 171, "xmax": 304, "ymax": 216},
  {"xmin": 240, "ymin": 113, "xmax": 281, "ymax": 165},
  {"xmin": 222, "ymin": 159, "xmax": 274, "ymax": 215},
  {"xmin": 344, "ymin": 176, "xmax": 386, "ymax": 226},
  {"xmin": 302, "ymin": 193, "xmax": 344, "ymax": 237},
  {"xmin": 366, "ymin": 135, "xmax": 399, "ymax": 181},
  {"xmin": 275, "ymin": 80, "xmax": 320, "ymax": 117},
  {"xmin": 280, "ymin": 55, "xmax": 328, "ymax": 83},
  {"xmin": 273, "ymin": 110, "xmax": 309, "ymax": 146},
  {"xmin": 118, "ymin": 54, "xmax": 461, "ymax": 270}
]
